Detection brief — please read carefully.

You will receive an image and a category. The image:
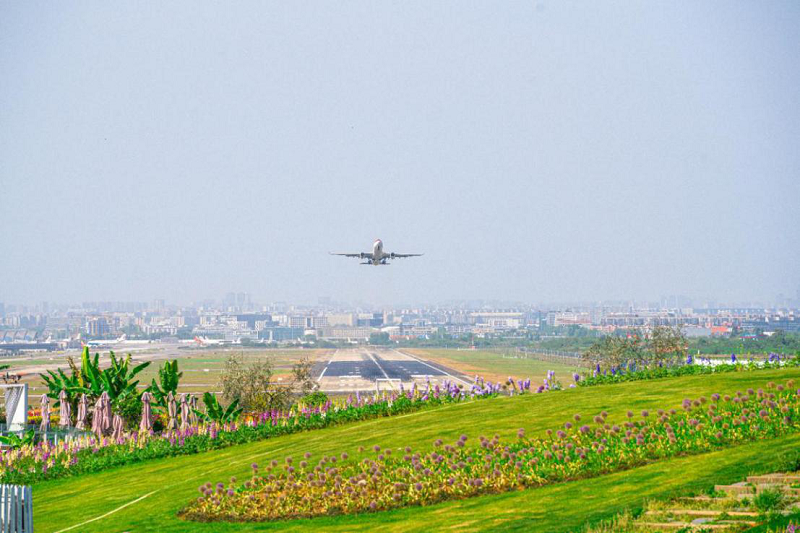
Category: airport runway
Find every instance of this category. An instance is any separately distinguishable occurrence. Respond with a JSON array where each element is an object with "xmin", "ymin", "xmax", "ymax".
[{"xmin": 316, "ymin": 348, "xmax": 470, "ymax": 393}]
